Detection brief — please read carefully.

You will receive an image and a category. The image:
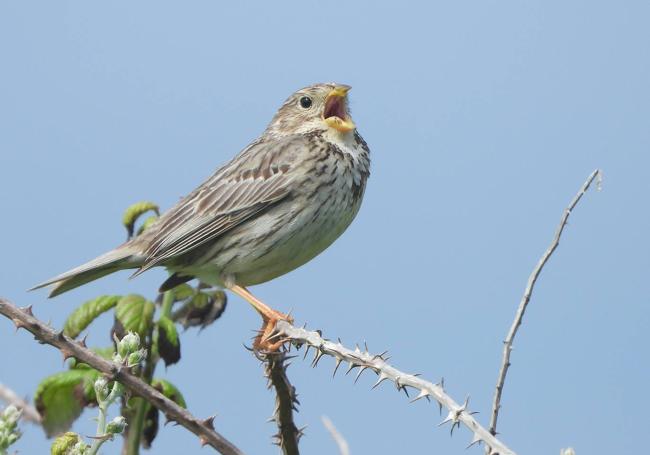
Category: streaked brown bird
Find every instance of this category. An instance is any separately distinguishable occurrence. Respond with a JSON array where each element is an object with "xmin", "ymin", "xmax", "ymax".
[{"xmin": 32, "ymin": 83, "xmax": 371, "ymax": 350}]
